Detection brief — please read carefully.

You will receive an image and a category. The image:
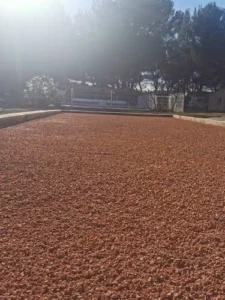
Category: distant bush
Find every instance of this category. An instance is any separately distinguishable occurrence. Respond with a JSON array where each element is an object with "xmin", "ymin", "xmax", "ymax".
[{"xmin": 24, "ymin": 75, "xmax": 58, "ymax": 109}]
